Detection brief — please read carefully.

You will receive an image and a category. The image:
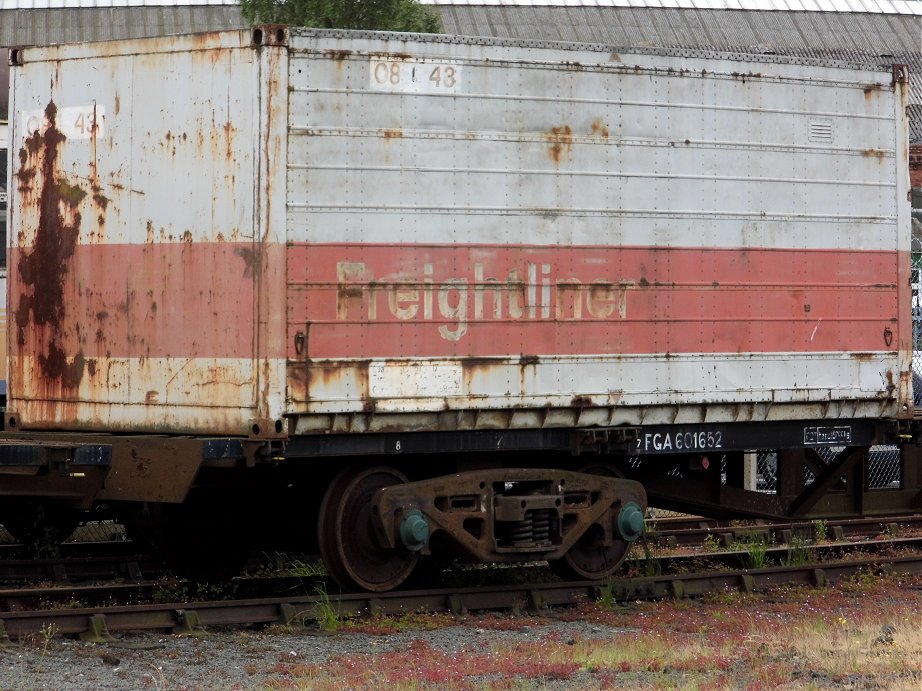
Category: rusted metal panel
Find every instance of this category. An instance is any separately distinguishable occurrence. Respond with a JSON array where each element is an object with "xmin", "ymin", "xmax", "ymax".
[
  {"xmin": 5, "ymin": 29, "xmax": 912, "ymax": 437},
  {"xmin": 7, "ymin": 30, "xmax": 288, "ymax": 435},
  {"xmin": 285, "ymin": 31, "xmax": 910, "ymax": 430}
]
